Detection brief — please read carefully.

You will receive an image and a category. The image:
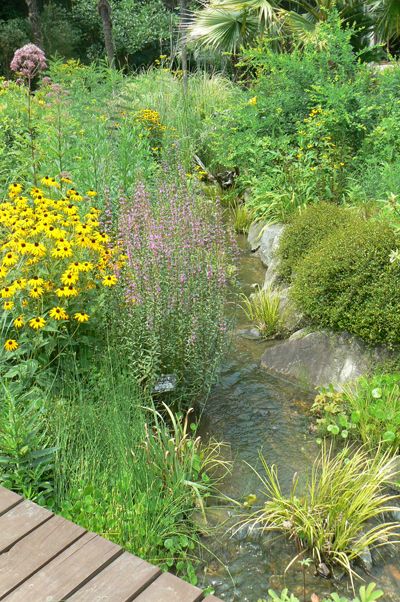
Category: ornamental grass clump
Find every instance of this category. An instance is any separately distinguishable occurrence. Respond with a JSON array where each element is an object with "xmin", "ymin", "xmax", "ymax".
[
  {"xmin": 0, "ymin": 177, "xmax": 122, "ymax": 363},
  {"xmin": 116, "ymin": 176, "xmax": 232, "ymax": 401},
  {"xmin": 240, "ymin": 445, "xmax": 400, "ymax": 581},
  {"xmin": 240, "ymin": 286, "xmax": 282, "ymax": 338}
]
